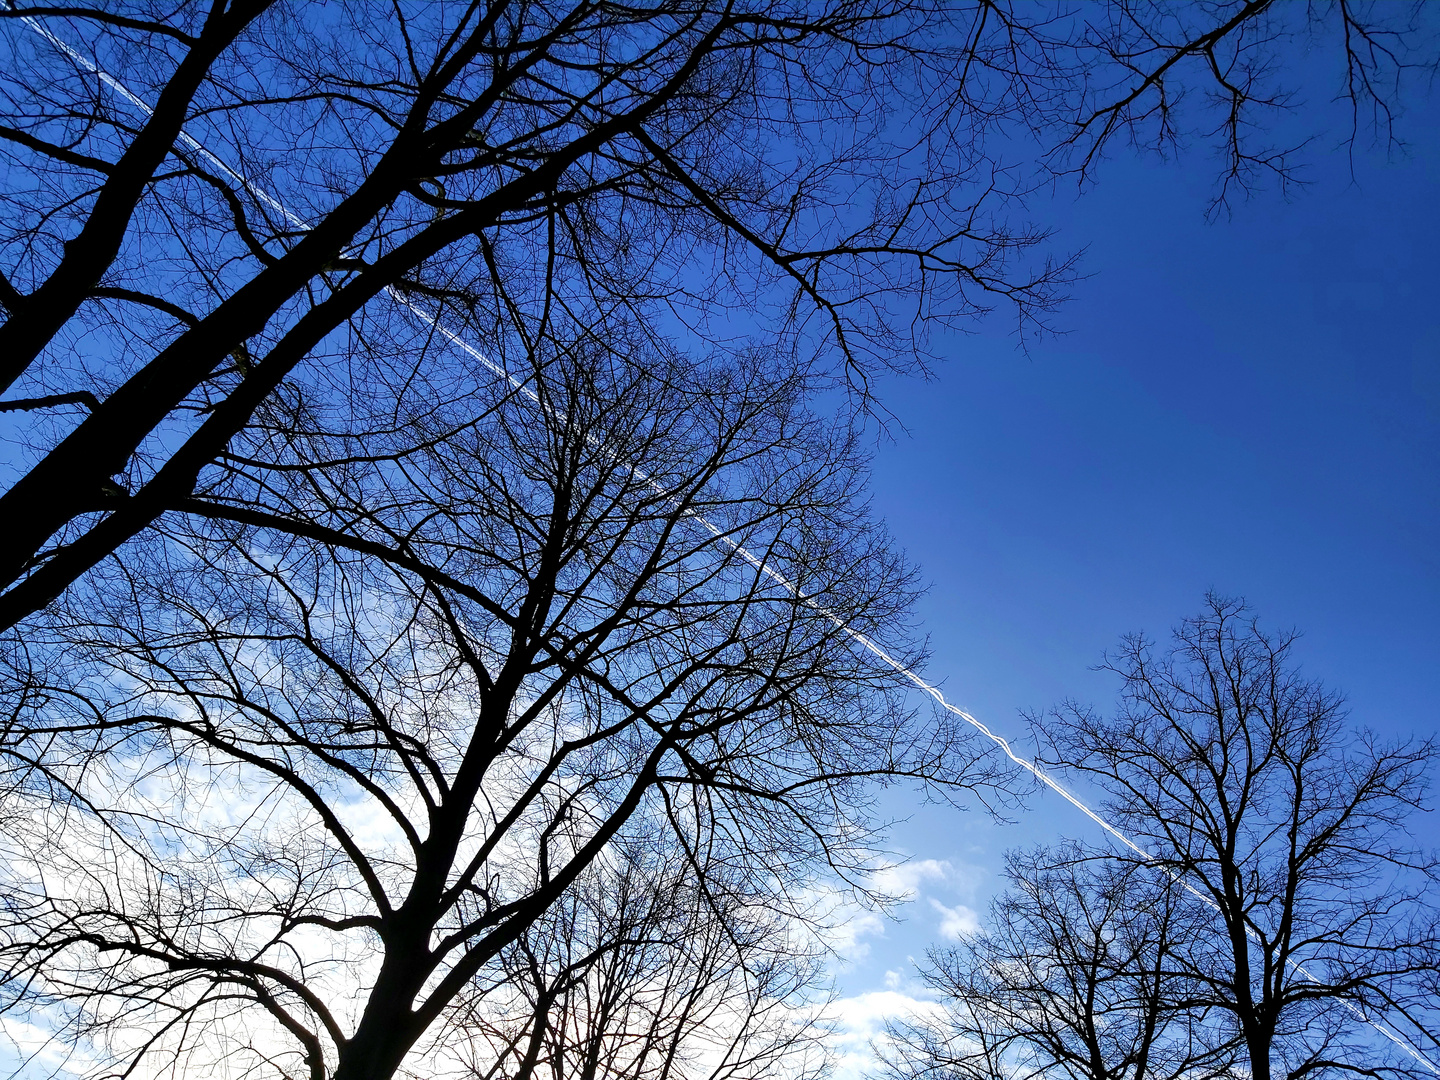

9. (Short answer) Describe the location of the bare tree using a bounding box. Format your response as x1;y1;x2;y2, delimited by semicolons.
0;1;1434;629
456;834;830;1080
1034;595;1440;1080
0;342;1003;1080
0;6;1436;1080
883;844;1231;1080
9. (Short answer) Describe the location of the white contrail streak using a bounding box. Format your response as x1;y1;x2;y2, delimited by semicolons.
15;18;1437;1075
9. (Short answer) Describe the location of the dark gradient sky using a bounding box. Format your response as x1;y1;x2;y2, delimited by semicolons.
830;81;1440;1068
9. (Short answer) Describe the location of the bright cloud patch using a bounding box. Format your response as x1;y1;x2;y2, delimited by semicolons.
826;990;945;1080
929;898;981;940
869;858;954;900
830;907;887;962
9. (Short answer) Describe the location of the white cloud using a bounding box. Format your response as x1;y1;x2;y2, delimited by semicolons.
869;858;953;901
800;878;889;962
930;898;981;940
830;907;886;962
827;990;933;1045
869;856;989;905
827;860;961;963
0;1015;92;1075
825;990;947;1080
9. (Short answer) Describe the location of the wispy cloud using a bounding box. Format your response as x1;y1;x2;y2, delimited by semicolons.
826;990;945;1080
929;898;981;940
869;858;954;900
831;907;887;962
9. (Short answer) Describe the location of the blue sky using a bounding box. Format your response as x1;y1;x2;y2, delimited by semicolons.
1;16;1435;1078
827;79;1440;1075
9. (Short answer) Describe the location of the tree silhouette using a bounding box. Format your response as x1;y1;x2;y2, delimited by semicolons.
0;6;1436;1080
0;1;1433;627
1033;597;1440;1080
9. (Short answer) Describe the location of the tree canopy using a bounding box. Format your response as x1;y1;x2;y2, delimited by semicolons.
1;5;1436;1080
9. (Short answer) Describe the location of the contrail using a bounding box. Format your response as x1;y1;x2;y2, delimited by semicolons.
13;17;1437;1075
